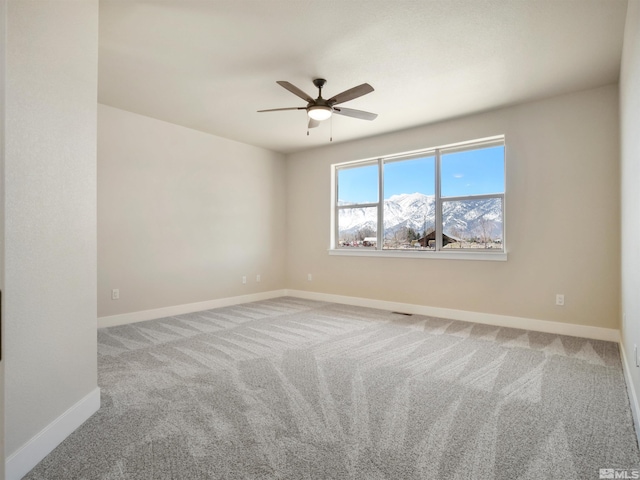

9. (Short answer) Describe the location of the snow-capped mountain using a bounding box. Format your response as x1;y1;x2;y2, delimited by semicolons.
338;192;502;240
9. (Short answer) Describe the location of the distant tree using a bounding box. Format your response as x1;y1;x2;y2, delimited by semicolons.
395;227;410;246
357;227;375;241
449;226;465;248
406;227;418;242
476;216;495;248
391;228;405;248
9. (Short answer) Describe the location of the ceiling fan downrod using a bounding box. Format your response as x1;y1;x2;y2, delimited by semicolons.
312;78;327;98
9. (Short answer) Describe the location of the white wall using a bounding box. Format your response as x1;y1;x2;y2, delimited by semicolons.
286;85;620;331
97;105;286;318
620;0;640;433
4;0;99;476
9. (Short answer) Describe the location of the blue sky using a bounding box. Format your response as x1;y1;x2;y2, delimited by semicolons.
338;146;504;203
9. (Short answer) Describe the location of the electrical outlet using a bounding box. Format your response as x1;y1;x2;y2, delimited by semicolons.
242;276;247;284
256;274;261;282
555;294;564;306
308;273;313;282
111;288;119;300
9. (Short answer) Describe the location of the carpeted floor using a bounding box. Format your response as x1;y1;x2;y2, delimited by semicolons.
25;297;639;479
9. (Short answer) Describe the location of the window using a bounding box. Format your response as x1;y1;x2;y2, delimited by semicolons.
333;136;505;258
336;162;378;248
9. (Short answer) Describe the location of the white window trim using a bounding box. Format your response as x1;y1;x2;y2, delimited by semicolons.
330;135;506;261
328;248;507;261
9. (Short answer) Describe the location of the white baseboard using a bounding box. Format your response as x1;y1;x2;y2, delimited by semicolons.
5;387;101;480
98;289;288;328
284;289;620;342
619;342;640;448
98;287;620;341
98;286;628;396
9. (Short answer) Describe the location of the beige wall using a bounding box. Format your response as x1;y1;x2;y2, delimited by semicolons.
620;0;640;420
0;0;5;477
97;105;286;317
4;0;98;458
286;85;620;329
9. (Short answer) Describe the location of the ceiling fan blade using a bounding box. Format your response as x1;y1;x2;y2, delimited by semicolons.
333;107;378;121
308;118;320;129
276;81;315;103
257;107;306;112
327;83;374;105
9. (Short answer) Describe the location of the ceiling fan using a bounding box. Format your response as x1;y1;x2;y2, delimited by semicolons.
258;78;378;130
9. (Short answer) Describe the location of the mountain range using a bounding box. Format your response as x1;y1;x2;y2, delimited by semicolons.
338;192;503;240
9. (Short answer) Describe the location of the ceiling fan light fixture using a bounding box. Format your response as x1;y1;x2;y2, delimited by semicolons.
307;105;332;121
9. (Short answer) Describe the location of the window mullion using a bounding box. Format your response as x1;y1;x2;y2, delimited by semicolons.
336;202;379;210
435;149;443;251
441;193;502;202
377;158;384;250
334;170;339;248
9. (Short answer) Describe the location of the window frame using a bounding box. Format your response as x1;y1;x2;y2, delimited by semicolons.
334;160;380;249
330;136;506;261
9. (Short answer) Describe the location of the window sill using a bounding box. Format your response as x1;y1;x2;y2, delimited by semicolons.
328;248;507;261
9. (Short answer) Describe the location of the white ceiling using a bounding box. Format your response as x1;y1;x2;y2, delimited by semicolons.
98;0;628;154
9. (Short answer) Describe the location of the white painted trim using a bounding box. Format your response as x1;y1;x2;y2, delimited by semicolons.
619;342;640;448
100;288;620;341
285;289;620;342
98;290;288;328
5;387;100;480
328;249;507;261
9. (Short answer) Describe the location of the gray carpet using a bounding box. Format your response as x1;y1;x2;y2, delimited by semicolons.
25;297;639;479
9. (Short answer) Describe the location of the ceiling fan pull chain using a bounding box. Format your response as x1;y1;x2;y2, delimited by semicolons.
330;115;333;142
